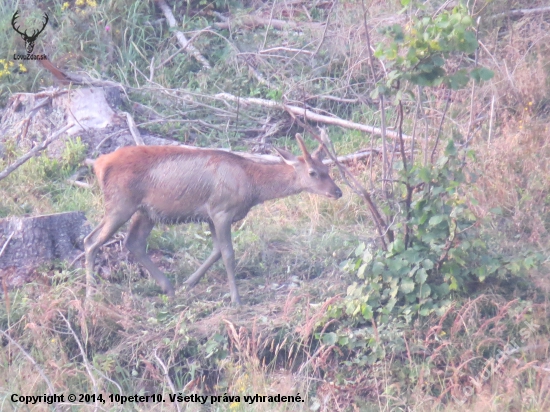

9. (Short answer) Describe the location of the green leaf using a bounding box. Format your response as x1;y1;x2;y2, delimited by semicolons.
418;213;429;225
447;69;470;90
419;307;431;316
386;297;397;312
429;215;445;226
405;292;417;303
419;167;431;183
346;282;358;296
338;336;349;346
436;19;451;29
406;47;417;61
362;304;374;320
432;283;451;297
322;332;338;345
449;276;459;291
363;249;374;264
470;67;494;83
416;268;428;284
400;0;411;5
355;242;365;256
462;15;473;26
387;258;400;272
489;207;503;215
372;261;385;275
461;31;479;53
419;283;431;298
432;55;445;67
357;263;368;279
436;155;449;167
400;278;415;294
391;239;406;254
445;140;457;156
422;259;434;270
475;266;487;282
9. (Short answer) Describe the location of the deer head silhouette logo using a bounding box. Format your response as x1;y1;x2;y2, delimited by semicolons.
11;10;48;54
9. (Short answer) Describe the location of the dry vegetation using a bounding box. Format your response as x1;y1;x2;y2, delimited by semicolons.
1;0;550;411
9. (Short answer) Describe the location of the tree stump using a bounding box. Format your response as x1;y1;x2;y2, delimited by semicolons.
0;212;91;288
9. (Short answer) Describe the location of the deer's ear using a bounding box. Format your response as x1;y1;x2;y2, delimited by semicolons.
312;144;326;161
274;147;299;166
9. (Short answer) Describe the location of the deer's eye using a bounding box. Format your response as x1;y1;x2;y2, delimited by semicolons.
309;170;318;178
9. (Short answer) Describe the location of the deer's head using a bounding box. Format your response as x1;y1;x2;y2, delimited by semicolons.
275;134;343;200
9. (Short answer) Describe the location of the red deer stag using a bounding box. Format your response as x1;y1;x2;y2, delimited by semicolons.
84;134;342;305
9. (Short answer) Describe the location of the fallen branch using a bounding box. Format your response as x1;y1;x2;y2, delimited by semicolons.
213;15;308;31
326;149;379;164
154;0;211;70
0;123;73;182
215;93;413;140
259;47;313;55
488;6;550;20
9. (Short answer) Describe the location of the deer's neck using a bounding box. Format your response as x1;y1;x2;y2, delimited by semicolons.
247;162;301;204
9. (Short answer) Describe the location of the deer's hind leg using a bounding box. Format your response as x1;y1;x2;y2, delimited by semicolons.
125;210;175;296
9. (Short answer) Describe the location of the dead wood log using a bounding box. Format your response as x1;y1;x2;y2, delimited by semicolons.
215;93;413;140
488;6;550;20
0;212;91;288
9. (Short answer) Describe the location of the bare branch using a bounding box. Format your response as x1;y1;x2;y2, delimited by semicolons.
215;93;413;140
488;6;550;20
213;15;310;31
314;0;337;55
154;0;211;69
259;47;313;55
122;112;145;145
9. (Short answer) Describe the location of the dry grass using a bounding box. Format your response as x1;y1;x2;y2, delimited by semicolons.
467;8;550;249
